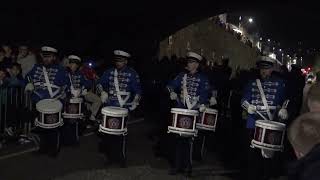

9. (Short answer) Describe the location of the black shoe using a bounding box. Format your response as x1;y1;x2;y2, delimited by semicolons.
168;168;177;175
120;161;127;168
186;170;192;177
48;151;59;158
104;157;113;166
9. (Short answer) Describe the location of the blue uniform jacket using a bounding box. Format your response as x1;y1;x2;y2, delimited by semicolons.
167;71;210;110
97;66;142;108
26;64;70;103
67;70;92;95
241;75;286;129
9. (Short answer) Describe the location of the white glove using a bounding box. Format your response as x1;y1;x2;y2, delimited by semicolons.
170;92;178;100
100;91;108;103
129;95;140;111
81;89;88;96
209;96;217;106
278;108;288;120
129;103;138;111
25;83;34;92
247;104;256;114
71;88;81;98
199;104;206;112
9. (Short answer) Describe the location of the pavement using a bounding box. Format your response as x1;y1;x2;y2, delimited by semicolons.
0;119;287;180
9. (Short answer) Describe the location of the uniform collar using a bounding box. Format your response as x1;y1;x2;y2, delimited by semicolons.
115;66;128;72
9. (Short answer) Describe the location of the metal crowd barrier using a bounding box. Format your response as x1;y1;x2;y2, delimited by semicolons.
0;87;33;137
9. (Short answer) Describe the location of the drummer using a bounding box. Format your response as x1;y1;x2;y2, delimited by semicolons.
62;55;92;145
96;50;141;167
167;51;210;176
25;46;69;157
241;56;289;180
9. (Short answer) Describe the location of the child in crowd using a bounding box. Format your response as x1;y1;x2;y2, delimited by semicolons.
5;63;30;144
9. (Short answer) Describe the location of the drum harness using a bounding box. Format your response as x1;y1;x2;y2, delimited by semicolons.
114;69;131;108
256;79;273;121
256;79;280;158
68;73;85;97
41;66;61;99
182;74;199;110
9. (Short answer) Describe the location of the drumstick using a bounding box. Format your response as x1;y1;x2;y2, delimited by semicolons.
255;110;269;121
242;102;268;120
282;100;290;109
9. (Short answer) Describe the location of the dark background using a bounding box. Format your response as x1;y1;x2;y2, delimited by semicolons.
0;1;318;61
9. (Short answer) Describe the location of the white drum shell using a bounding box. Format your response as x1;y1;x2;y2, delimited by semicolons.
196;108;218;132
255;120;286;131
251;120;286;151
99;106;129;135
35;99;63;129
168;108;198;137
62;98;84;119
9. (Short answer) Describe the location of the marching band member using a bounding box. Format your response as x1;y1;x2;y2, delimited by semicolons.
167;51;210;176
62;55;92;145
25;46;69;157
96;50;142;167
241;56;288;180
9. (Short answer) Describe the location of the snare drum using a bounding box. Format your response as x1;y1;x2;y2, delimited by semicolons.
99;106;128;135
196;108;218;131
168;108;198;137
35;99;63;129
251;120;286;151
62;97;83;119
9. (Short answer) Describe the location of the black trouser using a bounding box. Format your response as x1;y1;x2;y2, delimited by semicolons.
100;133;127;165
170;135;193;172
61;119;79;146
37;127;60;156
193;130;211;161
243;129;282;180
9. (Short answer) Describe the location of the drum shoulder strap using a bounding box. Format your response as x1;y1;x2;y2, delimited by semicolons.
256;79;272;120
43;66;54;98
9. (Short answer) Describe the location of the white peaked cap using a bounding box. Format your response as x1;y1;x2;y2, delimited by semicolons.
41;46;58;53
114;50;131;58
68;55;81;62
259;56;276;63
186;51;202;61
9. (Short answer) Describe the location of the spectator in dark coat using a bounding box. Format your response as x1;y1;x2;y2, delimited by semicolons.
288;112;320;180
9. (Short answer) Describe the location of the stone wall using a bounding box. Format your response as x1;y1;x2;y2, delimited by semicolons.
159;18;260;75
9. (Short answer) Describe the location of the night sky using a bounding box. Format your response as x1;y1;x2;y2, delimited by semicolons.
0;2;319;59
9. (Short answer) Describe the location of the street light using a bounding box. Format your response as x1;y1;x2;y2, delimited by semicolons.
268;39;271;42
248;18;253;23
279;49;282;52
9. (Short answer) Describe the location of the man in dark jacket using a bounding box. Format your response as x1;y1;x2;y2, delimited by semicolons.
288;112;320;180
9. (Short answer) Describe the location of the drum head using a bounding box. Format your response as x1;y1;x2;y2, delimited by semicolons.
171;108;198;116
70;98;83;103
204;108;218;114
255;120;286;130
102;106;128;116
36;99;63;113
